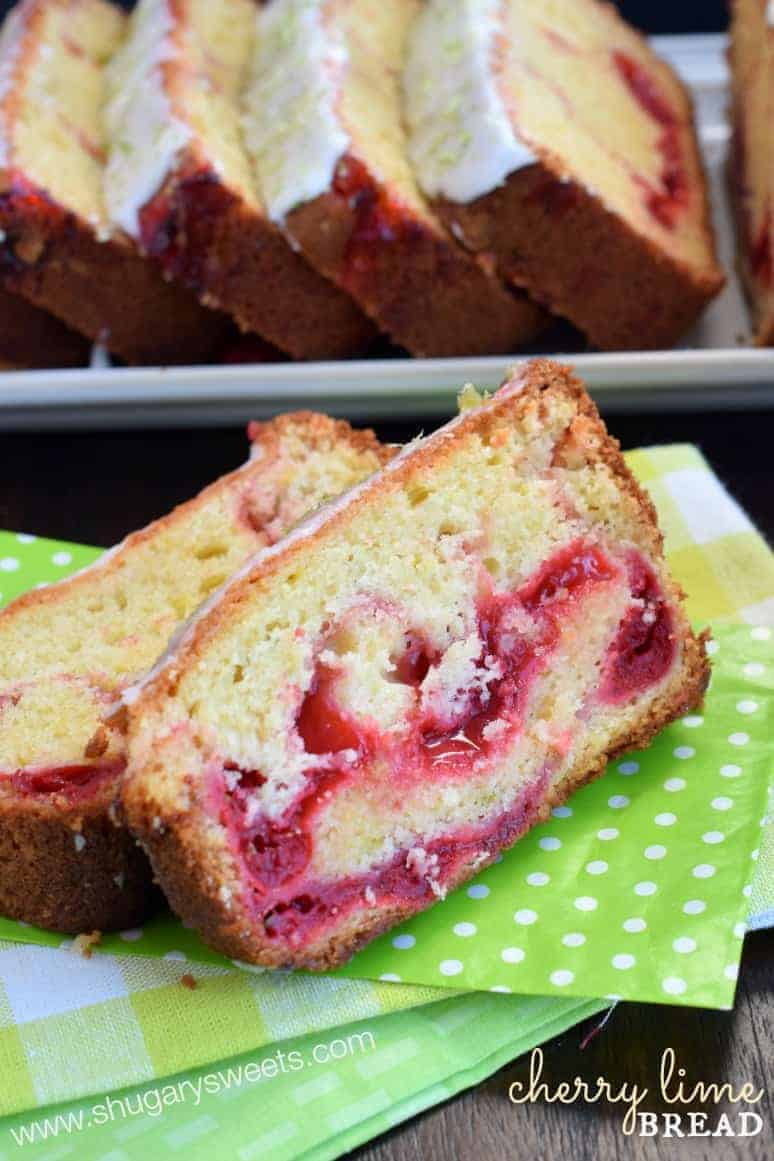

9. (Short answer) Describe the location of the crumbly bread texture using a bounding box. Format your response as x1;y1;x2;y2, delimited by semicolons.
0;285;89;367
123;359;709;971
243;0;546;357
729;0;774;346
405;0;724;351
0;413;390;933
0;0;228;364
104;0;376;361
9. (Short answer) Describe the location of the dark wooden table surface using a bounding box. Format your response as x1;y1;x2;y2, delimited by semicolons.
0;403;772;1160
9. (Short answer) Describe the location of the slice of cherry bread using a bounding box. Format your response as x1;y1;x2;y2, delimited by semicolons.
241;0;546;358
0;414;390;934
123;359;709;971
0;0;228;364
729;0;773;346
0;285;89;367
104;0;375;361
405;0;725;351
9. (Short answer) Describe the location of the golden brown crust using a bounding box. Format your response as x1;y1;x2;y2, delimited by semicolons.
0;412;389;934
284;157;547;357
434;160;724;351
0;284;89;368
137;148;377;361
430;39;724;351
0;780;158;933
248;408;393;466
123;359;710;969
0;184;232;364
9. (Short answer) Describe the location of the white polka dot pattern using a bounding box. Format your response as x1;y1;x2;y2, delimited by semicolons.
539;837;561;851
683;900;706;915
562;933;586;947
453;923;476;938
550;970;574;987
623;918;646;933
438;960;463;977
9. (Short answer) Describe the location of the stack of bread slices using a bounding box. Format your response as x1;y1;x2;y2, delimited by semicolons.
0;0;731;366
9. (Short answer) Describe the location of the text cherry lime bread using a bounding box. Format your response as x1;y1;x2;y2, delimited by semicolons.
122;360;709;971
0;415;390;933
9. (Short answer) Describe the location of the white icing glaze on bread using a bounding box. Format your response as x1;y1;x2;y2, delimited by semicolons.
243;0;349;221
405;0;537;202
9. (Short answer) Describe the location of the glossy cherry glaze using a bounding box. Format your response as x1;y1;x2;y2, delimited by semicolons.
9;759;125;801
601;551;674;703
138;164;234;292
0;171;65;273
332;155;424;293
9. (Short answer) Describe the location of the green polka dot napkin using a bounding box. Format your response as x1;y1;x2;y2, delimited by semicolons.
0;443;771;1130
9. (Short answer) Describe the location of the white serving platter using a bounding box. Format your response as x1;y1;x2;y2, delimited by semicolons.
1;33;772;431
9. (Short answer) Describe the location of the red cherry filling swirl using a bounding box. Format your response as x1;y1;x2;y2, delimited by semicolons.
216;541;675;941
612;52;690;230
